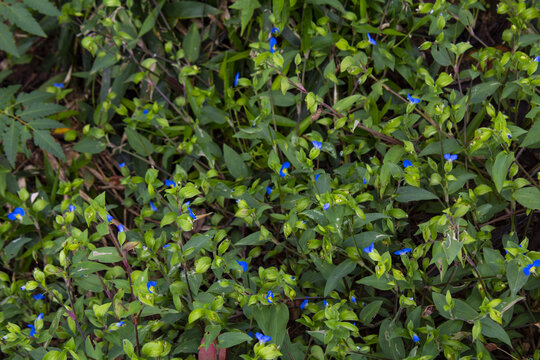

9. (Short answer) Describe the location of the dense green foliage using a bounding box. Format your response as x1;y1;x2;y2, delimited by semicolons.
1;0;540;359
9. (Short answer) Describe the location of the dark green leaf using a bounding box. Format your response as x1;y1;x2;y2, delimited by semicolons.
162;1;220;19
512;187;540;210
88;247;123;263
506;259;529;296
18;103;65;120
223;144;249;179
491;152;513;193
22;0;61;16
521;119;540;148
359;300;382;324
125;127;154;157
4;119;20;167
29;119;64;130
33;130;66;160
230;0;260;35
73;138;107;154
480;318;512;346
3;237;32;262
379;319;405;360
395;186;439;202
469;82;501;104
218;332;253;348
324;260;356;296
139;9;157;37
0;3;46;37
183;23;200;63
0;22;19;56
253;303;289;347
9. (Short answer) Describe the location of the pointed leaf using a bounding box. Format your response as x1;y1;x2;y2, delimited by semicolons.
513;187;540;210
183;23;200;63
0;3;46;37
3;119;20;167
22;0;61;16
125;127;154;157
18;103;65;120
491;152;513;193
0;22;19;56
223;144;249;179
324;259;356;296
33;130;65;160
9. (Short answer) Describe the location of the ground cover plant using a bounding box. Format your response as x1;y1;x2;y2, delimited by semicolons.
1;0;540;359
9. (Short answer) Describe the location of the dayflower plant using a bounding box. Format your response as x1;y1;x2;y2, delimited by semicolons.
279;162;290;177
407;94;421;104
164;179;176;187
255;332;272;343
266;290;273;303
7;207;25;221
523;260;540;276
269;37;277;53
28;324;36;337
147;281;157;293
312;140;322;149
363;242;374;253
367;33;376;45
444;153;458;162
270;27;279;34
395;248;412;255
237;260;248;272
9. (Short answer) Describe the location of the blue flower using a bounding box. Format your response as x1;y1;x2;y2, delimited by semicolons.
323;300;328;307
116;321;125;327
37;313;44;321
234;72;240;87
507;134;512;140
315;174;321;181
363;242;374;253
300;299;308;310
118;224;125;232
150;201;157;212
266;186;272;195
534;55;540;62
279;162;290;177
119;162;126;168
413;334;420;342
164;244;170;249
28;324;36;337
269;37;277;53
248;331;253;338
394;248;412;255
363;178;367;185
407;94;421;104
143;109;149;115
20;285;26;291
186;201;197;220
106;215;113;223
403;160;413;168
8;207;25;221
271;27;279;34
255;332;272;343
237;260;248;272
68;205;76;212
367;33;376;46
147;280;157;293
523;260;540;276
53;83;65;89
33;294;45;300
312;140;322;149
444;153;458;162
164;179;176;187
351;296;357;303
323;203;330;211
266;290;274;303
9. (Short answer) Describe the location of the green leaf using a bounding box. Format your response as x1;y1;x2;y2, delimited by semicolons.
141;341;165;357
90;53;117;74
0;22;19;56
395;186;439;202
521;119;540;148
162;1;220;19
4;119;20;167
22;0;61;16
72;138;107;154
491;152;513;193
139;9;157;37
357;274;394;290
218;332;253;348
512;187;540;210
252;303;289;347
183;23;201;63
125;127;154;157
29;119;64;129
33;130;66;160
469;82;501;104
2;237;32;262
436;72;454;88
480;318;512;346
379;319;405;360
70;261;111;276
18;103;64;120
506;259;529;296
308;0;346;13
88;247;123;263
0;3;46;37
223;144;249;179
359;300;383;324
324;259;356;296
432;292;478;320
230;0;260;35
334;94;362;113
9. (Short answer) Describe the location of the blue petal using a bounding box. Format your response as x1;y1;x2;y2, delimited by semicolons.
266;186;272;195
351;296;357;303
279;162;291;177
150;201;157;211
106;215;113;222
535;55;540;62
323;300;328;307
68;205;76;212
147;281;157;293
394;248;412;255
523;265;532;276
403;160;413;168
119;162;126;168
33;294;45;300
53;83;65;88
407;94;421;104
234;72;240;87
37;313;44;320
269;37;277;53
312;140;322;149
266;290;274;303
315;174;321;181
413;334;420;342
323;203;330;211
237;260;248;272
143;109;149;115
300;299;308;310
367;33;376;45
363;242;374;253
118;224;125;232
271;27;279;34
164;179;176;187
533;260;540;267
